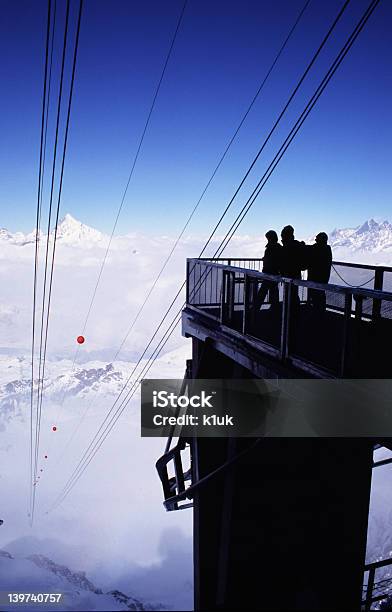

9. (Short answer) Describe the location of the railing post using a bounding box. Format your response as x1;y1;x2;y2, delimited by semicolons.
221;271;234;325
243;274;250;335
364;567;375;611
220;271;227;324
280;281;291;361
252;276;258;306
340;292;352;377
192;260;199;306
186;259;190;305
372;267;384;320
227;272;235;324
174;451;185;494
354;294;363;320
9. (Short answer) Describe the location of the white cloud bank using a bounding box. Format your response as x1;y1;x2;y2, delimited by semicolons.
1;214;392;609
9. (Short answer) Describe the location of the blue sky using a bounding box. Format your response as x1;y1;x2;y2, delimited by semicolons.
0;0;391;237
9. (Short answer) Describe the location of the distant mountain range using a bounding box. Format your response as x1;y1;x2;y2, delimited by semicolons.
0;344;189;419
0;214;105;246
0;550;162;611
1;214;392;253
0;361;124;420
329;218;392;252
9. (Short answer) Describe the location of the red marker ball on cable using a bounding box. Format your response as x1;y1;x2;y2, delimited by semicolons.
77;335;85;344
52;426;57;432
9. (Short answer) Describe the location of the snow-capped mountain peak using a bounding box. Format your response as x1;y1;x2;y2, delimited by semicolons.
53;214;105;244
357;218;378;234
330;218;392;252
0;214;106;246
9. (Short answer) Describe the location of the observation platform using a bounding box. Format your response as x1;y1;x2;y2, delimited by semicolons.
157;257;392;610
182;258;392;379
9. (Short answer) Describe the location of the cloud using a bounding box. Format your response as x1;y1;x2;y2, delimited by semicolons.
1;216;391;608
106;528;193;610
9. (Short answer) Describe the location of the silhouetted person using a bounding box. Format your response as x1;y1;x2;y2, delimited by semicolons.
307;232;332;311
280;225;306;279
255;230;282;309
280;225;306;306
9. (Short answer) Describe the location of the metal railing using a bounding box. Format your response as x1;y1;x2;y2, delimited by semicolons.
362;557;392;610
156;259;392;603
197;258;392;294
185;258;392;377
156;438;193;511
155;361;194;512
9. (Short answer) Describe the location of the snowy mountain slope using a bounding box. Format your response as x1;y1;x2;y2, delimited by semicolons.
1;213;391;612
0;550;161;611
0;343;190;422
2;214;392;254
0;215;104;247
329;218;392;253
53;214;105;245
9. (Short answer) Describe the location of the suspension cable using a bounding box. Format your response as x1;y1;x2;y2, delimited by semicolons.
213;2;380;260
112;0;312;361
32;0;72;523
35;0;85;478
53;1;188;444
30;0;52;523
38;0;58;236
48;0;381;511
31;0;84;523
54;0;312;463
69;0;381;492
66;0;188;378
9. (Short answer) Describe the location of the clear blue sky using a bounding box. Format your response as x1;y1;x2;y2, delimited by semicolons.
0;0;391;237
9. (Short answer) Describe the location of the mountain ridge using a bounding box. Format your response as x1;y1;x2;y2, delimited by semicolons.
0;344;190;419
329;218;392;252
0;550;162;611
2;215;392;253
0;214;105;246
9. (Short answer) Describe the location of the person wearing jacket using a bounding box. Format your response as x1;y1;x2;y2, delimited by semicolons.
307;232;332;310
255;230;282;309
280;225;306;279
280;225;307;307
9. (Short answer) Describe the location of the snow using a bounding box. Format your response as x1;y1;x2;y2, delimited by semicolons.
0;215;197;609
3;214;392;260
329;218;392;255
0;344;191;423
0;551;158;611
1;214;392;609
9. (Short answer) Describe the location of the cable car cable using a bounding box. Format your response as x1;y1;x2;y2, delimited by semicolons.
49;0;381;510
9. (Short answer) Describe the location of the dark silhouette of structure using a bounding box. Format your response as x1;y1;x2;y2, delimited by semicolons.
157;257;392;610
